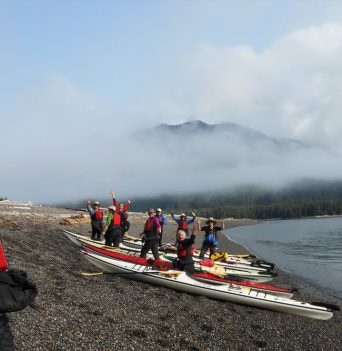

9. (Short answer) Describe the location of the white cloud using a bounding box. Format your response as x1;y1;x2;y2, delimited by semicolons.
151;22;342;148
3;23;342;203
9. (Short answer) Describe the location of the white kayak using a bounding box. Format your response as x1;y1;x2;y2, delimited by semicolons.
81;250;338;320
77;238;276;282
81;241;294;298
62;230;271;273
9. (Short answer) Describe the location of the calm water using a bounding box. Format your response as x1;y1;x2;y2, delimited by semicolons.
224;217;342;298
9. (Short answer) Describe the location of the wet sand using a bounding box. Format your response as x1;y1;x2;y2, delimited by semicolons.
0;205;341;350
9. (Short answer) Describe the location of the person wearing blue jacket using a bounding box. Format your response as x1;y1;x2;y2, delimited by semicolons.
198;217;225;259
155;208;169;247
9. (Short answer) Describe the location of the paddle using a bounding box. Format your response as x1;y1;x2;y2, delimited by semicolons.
123;234;142;242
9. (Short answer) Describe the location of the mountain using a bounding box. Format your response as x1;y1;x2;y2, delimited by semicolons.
150;120;306;150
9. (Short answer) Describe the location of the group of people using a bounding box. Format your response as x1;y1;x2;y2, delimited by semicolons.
138;208;225;273
87;194;225;275
87;192;130;247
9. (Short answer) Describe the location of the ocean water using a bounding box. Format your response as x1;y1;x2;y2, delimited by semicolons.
224;217;342;298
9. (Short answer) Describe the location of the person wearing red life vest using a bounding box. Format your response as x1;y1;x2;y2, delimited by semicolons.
111;191;131;236
87;200;104;241
171;211;196;243
172;226;197;274
139;209;161;260
0;241;15;351
102;205;123;247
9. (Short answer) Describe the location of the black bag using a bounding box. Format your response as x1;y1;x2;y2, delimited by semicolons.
0;269;38;313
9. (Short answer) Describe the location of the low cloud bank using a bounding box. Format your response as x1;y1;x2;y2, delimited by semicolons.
2;23;342;202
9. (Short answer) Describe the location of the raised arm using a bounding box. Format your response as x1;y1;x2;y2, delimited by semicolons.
111;191;118;208
123;199;131;211
187;212;196;224
87;199;94;215
220;218;225;230
197;219;202;231
171;213;180;223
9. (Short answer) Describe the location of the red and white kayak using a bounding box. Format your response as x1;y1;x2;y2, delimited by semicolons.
81;242;294;297
62;229;272;273
81;250;338;320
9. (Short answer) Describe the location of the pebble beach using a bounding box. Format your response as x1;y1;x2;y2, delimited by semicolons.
1;204;341;351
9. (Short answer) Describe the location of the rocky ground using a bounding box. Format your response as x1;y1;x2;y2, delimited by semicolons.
0;204;341;351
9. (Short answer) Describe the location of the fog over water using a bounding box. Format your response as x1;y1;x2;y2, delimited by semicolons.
2;22;342;203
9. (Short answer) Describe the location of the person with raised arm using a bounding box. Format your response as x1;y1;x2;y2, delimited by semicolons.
139;209;161;260
198;217;225;259
111;191;131;236
172;226;197;274
87;200;104;241
171;211;196;243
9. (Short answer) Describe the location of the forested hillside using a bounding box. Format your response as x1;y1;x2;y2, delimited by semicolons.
130;180;342;219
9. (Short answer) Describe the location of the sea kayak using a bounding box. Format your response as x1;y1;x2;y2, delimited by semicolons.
77;239;276;283
62;230;272;273
80;242;293;297
81;250;338;320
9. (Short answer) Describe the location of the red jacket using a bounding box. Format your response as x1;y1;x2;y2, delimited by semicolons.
112;198;130;213
0;242;8;271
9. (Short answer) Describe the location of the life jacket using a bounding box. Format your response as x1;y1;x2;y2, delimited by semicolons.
177;241;194;258
0;243;8;271
199;259;215;267
144;218;159;240
177;220;188;231
144;218;155;233
205;227;218;245
92;209;103;221
109;213;122;228
118;211;128;227
210;252;228;261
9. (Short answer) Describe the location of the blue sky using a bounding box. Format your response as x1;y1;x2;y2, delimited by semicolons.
2;1;341;109
2;1;342;202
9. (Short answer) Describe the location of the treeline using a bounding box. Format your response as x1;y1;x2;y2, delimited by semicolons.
63;179;342;220
130;180;342;219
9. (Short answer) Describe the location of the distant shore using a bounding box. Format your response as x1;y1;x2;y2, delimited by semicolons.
1;205;341;351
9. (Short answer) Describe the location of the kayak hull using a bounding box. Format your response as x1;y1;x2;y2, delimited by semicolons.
82;251;335;320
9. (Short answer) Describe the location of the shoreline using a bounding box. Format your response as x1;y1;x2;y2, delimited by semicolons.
1;206;341;350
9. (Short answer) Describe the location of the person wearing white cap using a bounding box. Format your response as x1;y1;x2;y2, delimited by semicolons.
86;199;104;240
171;211;196;243
155;208;169;247
102;205;123;247
198;217;225;259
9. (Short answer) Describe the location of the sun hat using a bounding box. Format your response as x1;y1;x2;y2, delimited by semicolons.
148;208;155;213
156;208;162;212
108;205;116;211
94;201;100;206
180;213;186;217
205;217;217;225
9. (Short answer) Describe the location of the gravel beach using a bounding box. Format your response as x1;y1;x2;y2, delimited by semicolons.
1;204;341;351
